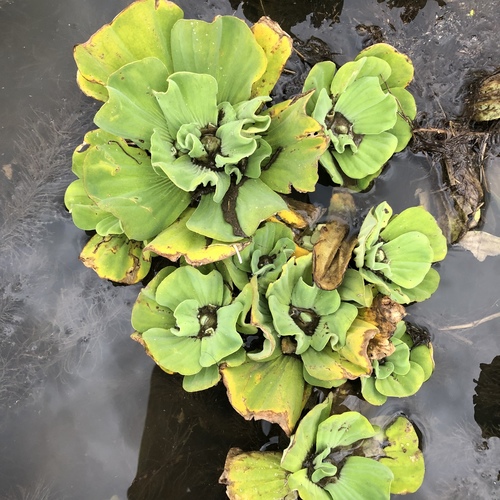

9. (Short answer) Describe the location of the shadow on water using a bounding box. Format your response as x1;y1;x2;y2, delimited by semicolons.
0;0;499;498
128;367;266;500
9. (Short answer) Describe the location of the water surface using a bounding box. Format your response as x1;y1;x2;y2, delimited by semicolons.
1;0;499;498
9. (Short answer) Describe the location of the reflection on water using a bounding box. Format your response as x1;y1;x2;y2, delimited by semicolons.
0;0;499;498
229;0;344;30
377;0;446;23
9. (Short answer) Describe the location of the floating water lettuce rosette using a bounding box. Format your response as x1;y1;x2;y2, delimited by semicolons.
222;253;374;435
131;265;252;392
303;43;416;190
361;321;435;405
353;202;448;304
220;394;425;499
65;0;328;282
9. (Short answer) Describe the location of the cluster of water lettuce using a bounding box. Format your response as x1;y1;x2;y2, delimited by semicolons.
132;209;443;428
63;1;449;498
64;0;328;284
220;394;425;499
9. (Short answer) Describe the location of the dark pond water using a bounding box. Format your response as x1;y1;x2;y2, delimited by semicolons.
0;0;499;498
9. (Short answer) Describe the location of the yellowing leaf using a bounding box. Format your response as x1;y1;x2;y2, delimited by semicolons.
74;0;184;101
80;233;150;284
220;448;295;500
379;417;425;494
145;208;250;265
221;356;309;436
251;17;293;98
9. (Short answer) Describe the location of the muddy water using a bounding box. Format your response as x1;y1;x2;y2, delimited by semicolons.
0;0;499;498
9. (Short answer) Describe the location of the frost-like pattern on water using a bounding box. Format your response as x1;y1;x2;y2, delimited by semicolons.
0;102;138;410
0;102;93;261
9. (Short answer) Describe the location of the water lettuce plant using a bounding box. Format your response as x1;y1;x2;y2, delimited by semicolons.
264;254;376;386
354;202;447;304
131;265;251;392
361;321;435;405
220;394;425;499
303;43;416;190
65;0;328;282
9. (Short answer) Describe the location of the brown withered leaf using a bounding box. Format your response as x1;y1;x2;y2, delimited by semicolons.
472;69;500;122
313;221;357;290
358;295;406;361
413;98;496;243
458;230;500;261
313;189;358;290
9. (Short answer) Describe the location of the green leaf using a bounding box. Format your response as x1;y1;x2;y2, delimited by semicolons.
220;449;294;500
182;365;221;392
380;206;448;262
64;179;110;231
302;61;336;115
375;361;425;397
248;278;281;361
334;77;398;134
324;456;393;500
411;344;435;381
155;266;228;311
79;233;150;284
398;267;441;303
315;411;376;451
221;355;308;436
72;129;123;177
387;87;416;152
330;58;391;99
355;43;414;89
155;71;219;138
379;417;425;494
199;303;244;367
131;267;176;333
187;179;287;242
95;214;123;236
337;269;374;307
94;57;171;149
141;327;203;375
171;16;267;104
261;93;328;193
281;395;333;472
360;376;388;406
332;131;398;179
82;136;191;241
74;0;183;101
379;231;433;288
287;469;330;500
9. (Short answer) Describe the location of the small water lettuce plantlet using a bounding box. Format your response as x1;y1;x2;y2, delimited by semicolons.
303;43;416;190
353;201;448;304
361;321;435;405
217;220;297;292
